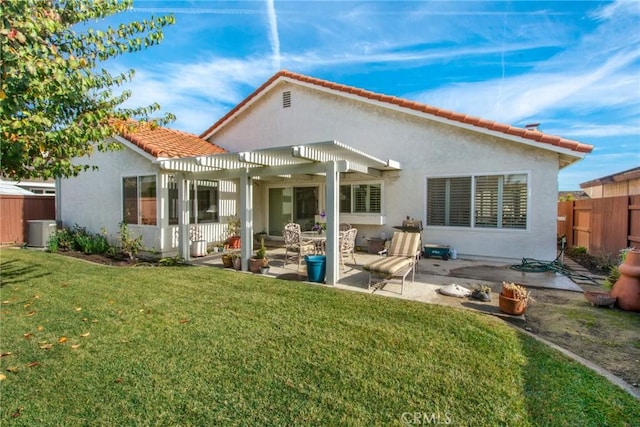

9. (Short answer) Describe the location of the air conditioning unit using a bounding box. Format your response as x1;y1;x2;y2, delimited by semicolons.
28;220;57;247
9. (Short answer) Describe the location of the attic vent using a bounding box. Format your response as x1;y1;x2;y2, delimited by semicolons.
282;91;291;108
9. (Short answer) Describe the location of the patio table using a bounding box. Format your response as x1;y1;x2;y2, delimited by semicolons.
301;231;327;254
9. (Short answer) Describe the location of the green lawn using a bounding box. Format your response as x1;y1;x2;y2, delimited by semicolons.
1;249;638;426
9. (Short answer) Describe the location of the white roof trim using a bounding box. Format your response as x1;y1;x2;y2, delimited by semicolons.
157;140;400;177
202;75;585;168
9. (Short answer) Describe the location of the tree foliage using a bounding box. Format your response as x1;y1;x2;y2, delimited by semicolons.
0;0;175;180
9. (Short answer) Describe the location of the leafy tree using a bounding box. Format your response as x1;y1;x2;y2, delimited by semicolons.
0;0;175;180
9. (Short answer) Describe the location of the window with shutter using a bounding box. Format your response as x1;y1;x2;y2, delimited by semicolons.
340;183;382;214
427;174;527;229
427;177;471;226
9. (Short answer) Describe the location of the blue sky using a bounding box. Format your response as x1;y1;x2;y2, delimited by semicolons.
102;0;639;190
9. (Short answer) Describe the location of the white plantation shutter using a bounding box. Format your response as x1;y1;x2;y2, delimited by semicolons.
428;174;527;229
427;177;471;226
342;184;381;213
502;174;527;229
475;175;499;228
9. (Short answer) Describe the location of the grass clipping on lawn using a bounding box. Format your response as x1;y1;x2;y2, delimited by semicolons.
1;249;638;425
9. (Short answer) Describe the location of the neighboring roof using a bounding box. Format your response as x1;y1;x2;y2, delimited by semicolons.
200;70;593;156
0;180;35;195
558;190;589;200
120;125;226;159
580;166;640;188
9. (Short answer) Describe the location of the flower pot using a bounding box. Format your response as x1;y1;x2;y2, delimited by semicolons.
190;240;207;257
232;256;241;270
221;254;233;268
498;293;527;315
249;258;262;273
610;248;640;312
227;236;241;249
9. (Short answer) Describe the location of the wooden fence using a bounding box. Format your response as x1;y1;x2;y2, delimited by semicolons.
0;195;56;245
557;194;640;255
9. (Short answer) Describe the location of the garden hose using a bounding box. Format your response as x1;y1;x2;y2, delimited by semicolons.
509;251;599;284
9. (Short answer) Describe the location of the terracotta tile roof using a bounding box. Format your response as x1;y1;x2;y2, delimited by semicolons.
200;70;593;154
120;125;226;158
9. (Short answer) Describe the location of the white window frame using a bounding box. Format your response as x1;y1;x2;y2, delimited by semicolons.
425;172;530;230
339;181;384;215
122;174;158;226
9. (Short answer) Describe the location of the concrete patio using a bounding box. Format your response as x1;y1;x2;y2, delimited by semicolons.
191;246;586;319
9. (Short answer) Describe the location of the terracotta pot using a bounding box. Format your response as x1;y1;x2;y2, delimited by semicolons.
610;248;640;312
249;257;265;273
498;293;527;315
227;236;241;249
501;287;515;299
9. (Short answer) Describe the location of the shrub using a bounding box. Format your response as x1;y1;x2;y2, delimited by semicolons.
118;222;144;261
47;228;74;253
47;225;111;255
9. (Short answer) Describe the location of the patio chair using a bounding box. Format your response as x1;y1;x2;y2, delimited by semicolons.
363;231;421;294
283;223;316;271
338;227;358;269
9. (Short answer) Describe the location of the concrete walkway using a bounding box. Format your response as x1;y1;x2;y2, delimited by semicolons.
192;248;586;318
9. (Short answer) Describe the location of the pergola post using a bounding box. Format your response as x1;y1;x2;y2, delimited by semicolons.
325;161;340;285
177;173;191;261
239;170;253;271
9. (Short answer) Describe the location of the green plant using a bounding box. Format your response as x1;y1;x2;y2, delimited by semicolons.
158;255;186;266
604;248;630;289
255;237;267;260
226;214;241;238
47;228;73;253
118;222;144;261
47;225;111;255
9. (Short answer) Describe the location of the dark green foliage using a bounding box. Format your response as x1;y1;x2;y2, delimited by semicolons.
47;224;111;255
1;0;175;180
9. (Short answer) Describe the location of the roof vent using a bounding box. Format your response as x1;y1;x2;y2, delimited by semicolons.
282;91;291;108
525;122;540;131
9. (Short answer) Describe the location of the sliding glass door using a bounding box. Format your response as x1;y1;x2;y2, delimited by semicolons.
268;186;319;235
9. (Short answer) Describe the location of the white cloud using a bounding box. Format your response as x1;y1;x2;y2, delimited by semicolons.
265;0;281;70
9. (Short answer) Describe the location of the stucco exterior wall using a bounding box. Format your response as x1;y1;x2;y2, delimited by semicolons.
59;146;160;250
59;146;229;256
208;82;561;260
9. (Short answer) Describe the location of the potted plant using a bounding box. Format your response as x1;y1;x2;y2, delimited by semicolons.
498;282;531;315
221;252;234;268
232;252;241;270
470;284;492;302
226;214;241;249
250;237;269;273
189;225;207;257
